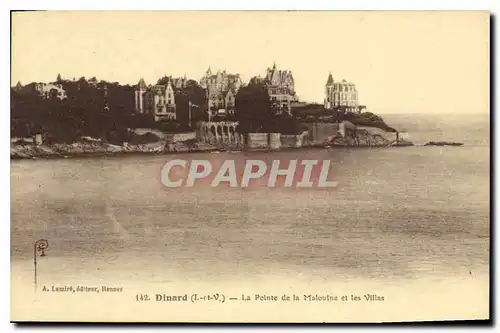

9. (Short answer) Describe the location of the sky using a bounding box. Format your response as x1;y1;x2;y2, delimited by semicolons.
11;11;489;114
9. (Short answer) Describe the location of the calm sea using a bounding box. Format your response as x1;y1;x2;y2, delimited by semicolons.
10;113;490;321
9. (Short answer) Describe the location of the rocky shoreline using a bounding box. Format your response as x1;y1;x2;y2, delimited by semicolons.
326;131;414;147
10;141;217;160
11;136;417;160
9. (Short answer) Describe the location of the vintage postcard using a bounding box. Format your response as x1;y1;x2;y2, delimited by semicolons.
10;11;490;323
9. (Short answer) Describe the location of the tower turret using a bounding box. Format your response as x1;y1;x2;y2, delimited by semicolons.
138;78;147;90
135;78;147;113
325;73;335;109
326;73;334;86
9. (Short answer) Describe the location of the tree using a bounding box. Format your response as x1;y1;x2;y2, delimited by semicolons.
174;80;207;128
263;113;307;135
107;83;135;116
157;76;170;85
11;88;42;137
234;81;272;134
56;73;62;82
48;88;59;100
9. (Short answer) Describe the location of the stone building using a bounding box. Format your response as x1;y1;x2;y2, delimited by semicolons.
15;82;67;100
197;121;241;147
324;73;359;113
171;75;188;89
253;63;297;115
134;78;177;121
200;67;242;115
196;121;310;150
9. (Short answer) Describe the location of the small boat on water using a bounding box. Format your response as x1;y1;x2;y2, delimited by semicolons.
424;141;464;147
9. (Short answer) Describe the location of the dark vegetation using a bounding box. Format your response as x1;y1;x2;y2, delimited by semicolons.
293;103;397;132
11;76;206;144
234;80;307;135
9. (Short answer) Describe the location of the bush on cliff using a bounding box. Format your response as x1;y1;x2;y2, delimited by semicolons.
262;114;308;135
294;104;396;132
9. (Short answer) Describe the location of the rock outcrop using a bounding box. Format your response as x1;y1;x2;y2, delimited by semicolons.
327;130;413;147
424;141;463;147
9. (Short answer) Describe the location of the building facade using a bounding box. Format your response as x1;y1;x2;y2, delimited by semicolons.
324;73;359;113
197;121;241;147
134;78;177;121
171;75;188;89
253;63;297;115
200;67;242;115
16;82;67;100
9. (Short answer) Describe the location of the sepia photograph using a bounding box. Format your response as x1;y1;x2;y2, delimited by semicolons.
10;10;490;323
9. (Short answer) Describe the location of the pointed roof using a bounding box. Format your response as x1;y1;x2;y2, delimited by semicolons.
271;68;281;84
206;66;212;76
138;78;147;88
326;73;334;85
224;89;235;97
